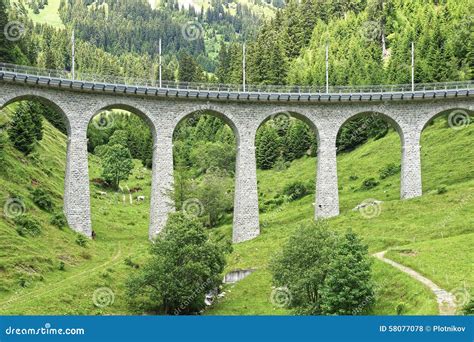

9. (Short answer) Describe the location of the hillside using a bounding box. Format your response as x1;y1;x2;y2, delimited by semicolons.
0;107;472;315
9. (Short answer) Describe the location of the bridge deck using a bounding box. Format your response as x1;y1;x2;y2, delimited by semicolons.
0;64;472;102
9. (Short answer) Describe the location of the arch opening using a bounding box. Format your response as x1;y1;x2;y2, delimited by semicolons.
254;111;318;225
172;109;238;230
1;94;71;136
420;107;474;193
0;96;70;237
336;111;403;212
87;105;155;240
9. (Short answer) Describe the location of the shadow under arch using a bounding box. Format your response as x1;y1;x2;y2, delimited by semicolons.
1;94;72;136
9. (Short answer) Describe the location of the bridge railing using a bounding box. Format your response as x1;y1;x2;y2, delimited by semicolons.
1;63;472;94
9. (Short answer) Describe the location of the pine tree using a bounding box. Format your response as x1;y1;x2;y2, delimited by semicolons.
283;121;312;162
28;102;44;141
8;103;38;155
256;125;281;169
320;230;375;315
0;0;15;63
215;42;229;83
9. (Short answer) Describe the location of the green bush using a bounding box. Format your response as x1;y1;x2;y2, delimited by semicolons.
283;181;308;201
461;298;474;315
396;302;406;315
58;261;65;271
124;256;140;269
30;187;55;212
437;186;448;194
379;163;401;180
360;178;379;190
75;234;88;247
14;215;42;237
349;175;359;181
50;211;67;229
126;213;227;315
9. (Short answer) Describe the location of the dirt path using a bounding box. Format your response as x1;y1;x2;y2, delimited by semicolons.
373;251;457;315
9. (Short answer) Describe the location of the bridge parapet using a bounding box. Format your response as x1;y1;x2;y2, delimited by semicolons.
1;63;472;102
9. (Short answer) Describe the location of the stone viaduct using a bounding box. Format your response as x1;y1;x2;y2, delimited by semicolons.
0;68;472;243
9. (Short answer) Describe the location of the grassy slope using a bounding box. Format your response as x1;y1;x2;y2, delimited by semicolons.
0;109;472;315
12;0;64;28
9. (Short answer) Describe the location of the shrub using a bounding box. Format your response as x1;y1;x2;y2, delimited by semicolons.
437;186;448;194
379;163;401;180
349;175;359;181
360;178;379;190
75;234;88;247
283;181;308;201
396;302;406;315
124;256;139;269
461;298;474;315
58;261;65;271
50;211;67;229
126;213;227;315
273;156;290;171
30;187;55;212
14;215;42;237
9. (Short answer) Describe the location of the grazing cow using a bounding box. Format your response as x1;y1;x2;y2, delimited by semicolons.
137;195;146;203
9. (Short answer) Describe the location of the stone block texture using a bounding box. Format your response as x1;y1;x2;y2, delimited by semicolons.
0;82;472;243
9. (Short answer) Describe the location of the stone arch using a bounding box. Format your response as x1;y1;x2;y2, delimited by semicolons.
172;106;240;145
89;102;158;144
1;93;71;136
256;109;320;144
336;110;405;143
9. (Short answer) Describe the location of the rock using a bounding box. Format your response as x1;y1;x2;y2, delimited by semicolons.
352;199;383;211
